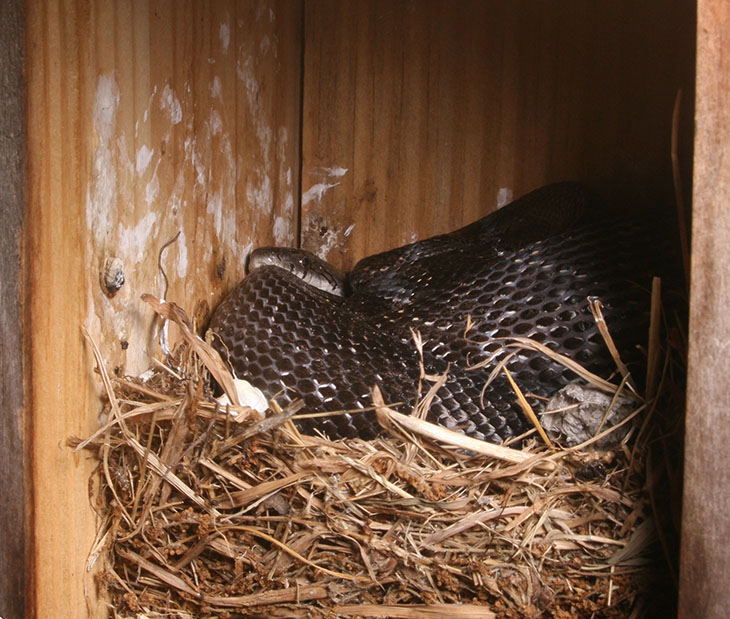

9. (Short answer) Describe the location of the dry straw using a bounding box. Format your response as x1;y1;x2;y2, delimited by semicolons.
72;288;683;618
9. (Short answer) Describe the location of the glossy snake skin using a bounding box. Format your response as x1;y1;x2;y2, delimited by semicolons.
208;183;671;443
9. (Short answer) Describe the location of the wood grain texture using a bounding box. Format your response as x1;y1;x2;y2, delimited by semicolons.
20;0;700;615
301;0;695;271
0;1;25;617
24;1;302;616
680;1;730;616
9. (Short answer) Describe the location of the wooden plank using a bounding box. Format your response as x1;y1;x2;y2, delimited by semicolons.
24;1;302;615
301;0;695;271
680;1;730;616
0;1;26;617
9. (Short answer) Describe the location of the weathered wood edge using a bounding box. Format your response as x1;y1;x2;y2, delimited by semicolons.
0;0;26;618
680;0;730;617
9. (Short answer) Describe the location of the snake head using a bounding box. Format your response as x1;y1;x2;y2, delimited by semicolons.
248;247;346;297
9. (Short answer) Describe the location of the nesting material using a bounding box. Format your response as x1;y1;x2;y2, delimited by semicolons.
541;383;637;449
73;295;680;618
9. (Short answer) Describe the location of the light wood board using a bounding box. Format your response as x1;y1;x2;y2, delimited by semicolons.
680;0;730;616
24;1;302;615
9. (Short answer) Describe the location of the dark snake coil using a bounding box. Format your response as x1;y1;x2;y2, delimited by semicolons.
208;183;673;443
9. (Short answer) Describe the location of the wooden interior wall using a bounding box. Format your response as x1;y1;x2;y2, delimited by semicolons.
301;0;695;271
0;1;25;618
24;1;302;616
16;0;701;616
680;0;730;616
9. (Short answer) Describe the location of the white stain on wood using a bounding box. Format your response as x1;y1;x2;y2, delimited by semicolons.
497;187;513;208
273;216;290;244
160;84;182;125
210;76;223;101
237;57;272;162
207;189;224;237
246;175;273;215
117;212;159;265
302;182;339;205
116;134;135;179
86;75;120;245
145;166;160;207
210;109;223;135
316;165;348;178
219;21;230;53
303;165;348;205
176;228;188;279
135;144;154;174
80;7;299;377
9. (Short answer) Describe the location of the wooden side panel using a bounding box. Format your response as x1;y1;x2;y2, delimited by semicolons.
0;1;25;617
680;1;730;616
24;1;302;616
301;0;695;271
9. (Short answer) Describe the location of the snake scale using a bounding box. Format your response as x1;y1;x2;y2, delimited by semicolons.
208;183;672;443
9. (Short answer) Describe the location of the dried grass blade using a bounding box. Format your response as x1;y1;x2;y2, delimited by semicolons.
374;400;553;469
415;369;449;421
334;604;496;618
216;472;310;509
142;293;244;408
117;547;199;596
423;506;527;545
645;277;663;400
199;457;252;491
223;525;370;583
588;297;635;390
113;376;176;400
503;337;620;393
204;585;329;607
552;533;626;547
338;455;415;499
547;483;631;506
608;518;657;567
72;401;181;452
594;374;633;440
125;434;213;513
81;328;135;526
502;367;553;448
82;327;124;422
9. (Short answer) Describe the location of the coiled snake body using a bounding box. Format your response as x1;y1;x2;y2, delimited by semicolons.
208;183;670;443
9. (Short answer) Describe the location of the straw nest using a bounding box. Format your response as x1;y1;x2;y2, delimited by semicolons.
72;286;685;618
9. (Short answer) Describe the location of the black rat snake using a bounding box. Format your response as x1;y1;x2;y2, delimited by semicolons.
208;183;672;443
